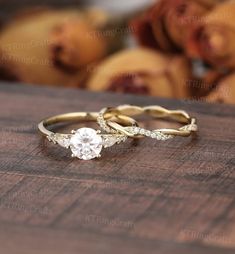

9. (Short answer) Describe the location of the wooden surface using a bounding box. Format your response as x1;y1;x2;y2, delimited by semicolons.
0;82;235;254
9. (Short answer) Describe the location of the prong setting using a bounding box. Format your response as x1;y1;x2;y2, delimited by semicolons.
70;128;103;160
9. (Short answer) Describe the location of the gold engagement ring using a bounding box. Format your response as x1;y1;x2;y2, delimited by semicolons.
38;112;138;160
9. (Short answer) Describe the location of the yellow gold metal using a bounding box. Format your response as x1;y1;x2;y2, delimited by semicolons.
38;112;138;137
38;105;198;161
98;105;198;140
38;111;139;160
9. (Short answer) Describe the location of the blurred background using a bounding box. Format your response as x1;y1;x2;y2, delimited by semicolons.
0;0;234;104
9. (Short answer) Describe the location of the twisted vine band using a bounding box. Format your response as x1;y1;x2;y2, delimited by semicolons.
98;105;198;141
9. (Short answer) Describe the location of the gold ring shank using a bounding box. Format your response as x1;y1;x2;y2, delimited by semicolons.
111;105;191;123
38;112;138;136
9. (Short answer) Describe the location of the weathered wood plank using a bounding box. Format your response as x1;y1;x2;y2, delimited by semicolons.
0;82;234;254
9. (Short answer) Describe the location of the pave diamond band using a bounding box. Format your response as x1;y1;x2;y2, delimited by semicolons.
38;112;135;160
124;127;174;141
98;105;198;140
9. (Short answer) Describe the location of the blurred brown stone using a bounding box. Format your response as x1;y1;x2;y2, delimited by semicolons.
50;19;107;72
86;48;192;99
206;73;235;104
187;1;235;70
0;8;109;87
130;0;213;53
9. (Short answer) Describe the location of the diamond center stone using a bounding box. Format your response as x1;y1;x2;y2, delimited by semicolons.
70;128;103;160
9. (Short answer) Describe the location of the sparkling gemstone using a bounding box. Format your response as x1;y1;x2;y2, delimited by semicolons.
102;136;117;148
151;132;157;139
57;136;70;148
132;127;139;134
140;129;145;135
145;131;151;137
70;128;103;160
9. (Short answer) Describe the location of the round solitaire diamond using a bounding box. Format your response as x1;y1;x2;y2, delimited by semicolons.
70;128;103;160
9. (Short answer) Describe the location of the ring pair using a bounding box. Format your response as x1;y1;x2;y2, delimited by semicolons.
38;105;198;160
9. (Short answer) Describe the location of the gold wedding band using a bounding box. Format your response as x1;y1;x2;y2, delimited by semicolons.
98;105;198;140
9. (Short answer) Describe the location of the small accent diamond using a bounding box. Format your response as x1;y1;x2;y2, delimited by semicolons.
140;129;145;135
102;135;127;148
57;137;70;148
48;134;71;148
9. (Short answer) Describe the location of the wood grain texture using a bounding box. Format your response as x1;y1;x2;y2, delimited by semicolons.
0;82;235;254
